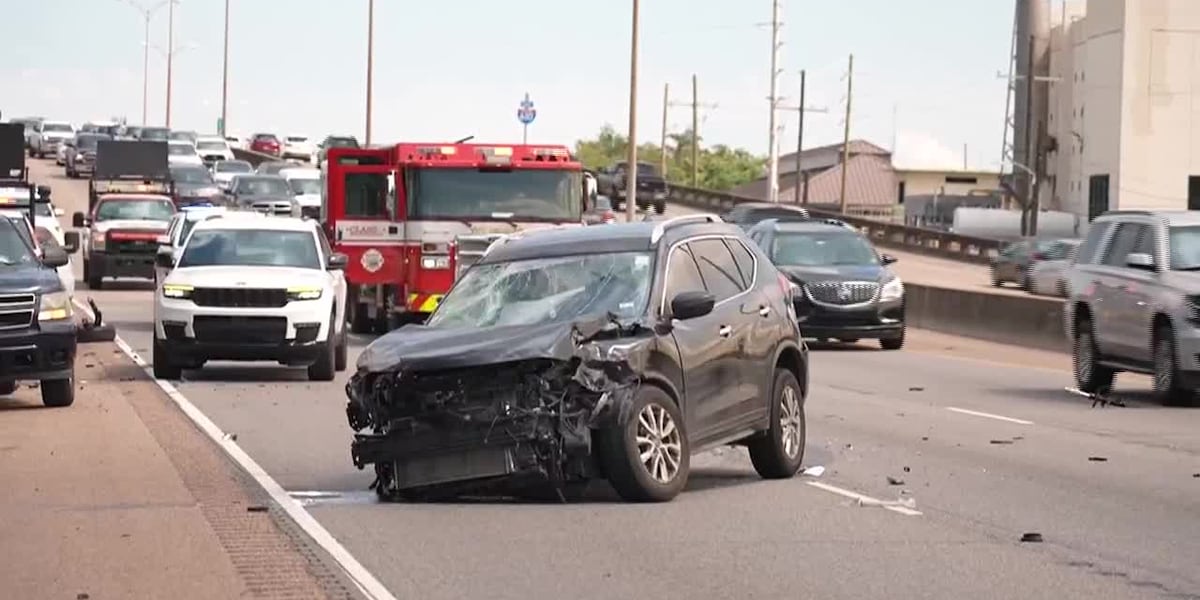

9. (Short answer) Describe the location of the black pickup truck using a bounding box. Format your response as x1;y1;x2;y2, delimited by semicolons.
595;161;668;214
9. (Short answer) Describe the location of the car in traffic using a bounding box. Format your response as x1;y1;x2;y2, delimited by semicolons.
169;130;198;145
28;120;75;158
63;133;110;179
249;133;282;156
74;193;176;289
153;205;241;285
280;168;322;219
254;161;296;176
169;164;224;207
167;140;204;167
194;136;234;165
1065;210;1200;406
314;135;359;165
722;202;812;231
152;217;348;381
582;194;616;225
211;159;254;186
223;174;297;215
989;239;1063;290
0;207;79;299
747;219;905;349
282;135;314;162
595;161;669;214
0;215;77;407
345;215;809;503
138;127;171;142
1028;238;1082;297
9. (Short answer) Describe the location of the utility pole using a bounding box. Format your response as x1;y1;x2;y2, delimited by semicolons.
142;10;151;126
777;71;827;204
1022;34;1035;236
691;74;699;187
659;83;669;176
165;0;175;128
766;0;783;203
838;53;854;215
220;0;229;136
624;0;640;222
365;0;375;146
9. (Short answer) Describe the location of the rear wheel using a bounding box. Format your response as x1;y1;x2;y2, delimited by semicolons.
748;369;806;479
348;301;371;334
1073;316;1115;394
598;386;689;502
1153;325;1197;406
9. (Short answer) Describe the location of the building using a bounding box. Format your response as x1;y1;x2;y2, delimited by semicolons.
731;139;1002;223
1046;0;1200;218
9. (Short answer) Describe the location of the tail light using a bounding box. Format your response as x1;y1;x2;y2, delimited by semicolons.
602;209;615;224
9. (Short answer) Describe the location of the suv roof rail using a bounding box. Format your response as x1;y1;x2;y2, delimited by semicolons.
650;214;724;243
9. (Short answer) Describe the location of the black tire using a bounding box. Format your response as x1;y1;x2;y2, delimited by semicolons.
748;369;806;479
1019;269;1031;290
654;201;666;215
86;260;103;290
334;323;348;372
307;319;337;381
1152;325;1197;406
837;338;860;344
1073;316;1115;394
152;338;182;380
989;267;1002;287
41;377;74;407
597;386;689;502
0;381;16;396
348;302;371;334
880;327;906;350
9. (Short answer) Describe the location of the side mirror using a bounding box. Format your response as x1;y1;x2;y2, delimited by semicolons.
63;231;80;254
327;253;349;270
155;248;176;268
54;207;65;217
670;290;716;321
36;185;51;201
72;212;87;228
41;245;69;268
1125;252;1156;271
880;254;898;265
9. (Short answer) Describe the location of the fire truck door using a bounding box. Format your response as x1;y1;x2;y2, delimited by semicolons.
326;154;404;286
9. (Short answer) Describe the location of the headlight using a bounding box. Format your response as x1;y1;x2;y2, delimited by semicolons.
880;277;904;301
162;283;194;299
287;285;323;301
38;291;73;321
421;256;451;270
90;231;106;251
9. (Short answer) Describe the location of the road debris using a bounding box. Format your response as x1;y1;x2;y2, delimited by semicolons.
222;432;237;442
886;476;905;485
908;386;924;392
1065;386;1125;407
801;465;825;477
903;466;911;472
246;505;268;513
990;439;1014;445
1088;456;1108;462
1020;532;1044;543
856;496;917;510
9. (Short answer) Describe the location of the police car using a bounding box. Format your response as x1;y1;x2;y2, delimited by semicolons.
153;216;348;381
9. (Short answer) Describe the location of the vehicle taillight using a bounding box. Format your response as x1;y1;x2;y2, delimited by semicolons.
603;209;615;224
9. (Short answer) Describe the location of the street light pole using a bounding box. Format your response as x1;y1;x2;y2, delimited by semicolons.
365;0;375;146
220;0;229;136
165;0;176;128
118;1;169;126
624;0;640;222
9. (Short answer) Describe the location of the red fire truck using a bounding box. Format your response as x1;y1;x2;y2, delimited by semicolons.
323;142;586;333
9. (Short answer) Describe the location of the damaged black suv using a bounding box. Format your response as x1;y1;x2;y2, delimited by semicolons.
346;215;809;503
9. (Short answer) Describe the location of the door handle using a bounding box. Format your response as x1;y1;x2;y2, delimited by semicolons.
718;325;732;338
758;305;771;317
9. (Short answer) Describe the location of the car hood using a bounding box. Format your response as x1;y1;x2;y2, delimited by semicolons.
166;266;326;289
295;193;321;207
777;263;890;284
93;219;170;233
0;263;62;293
356;313;653;375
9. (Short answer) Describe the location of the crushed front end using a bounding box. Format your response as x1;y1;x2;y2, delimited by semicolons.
346;327;643;501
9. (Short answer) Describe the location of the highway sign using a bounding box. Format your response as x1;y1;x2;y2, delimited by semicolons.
517;93;536;125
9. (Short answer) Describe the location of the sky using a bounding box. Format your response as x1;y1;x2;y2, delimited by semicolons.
2;0;1022;171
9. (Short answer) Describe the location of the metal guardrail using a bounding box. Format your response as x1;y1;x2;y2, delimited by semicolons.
666;184;1006;265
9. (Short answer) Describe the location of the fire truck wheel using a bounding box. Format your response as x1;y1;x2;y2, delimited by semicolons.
348;302;371;334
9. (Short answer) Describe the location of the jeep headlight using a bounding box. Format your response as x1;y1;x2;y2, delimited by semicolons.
421;256;450;270
880;276;904;302
287;285;323;301
90;230;106;251
38;291;73;321
162;283;194;299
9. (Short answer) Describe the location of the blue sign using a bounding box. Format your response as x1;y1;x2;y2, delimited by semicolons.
517;93;537;125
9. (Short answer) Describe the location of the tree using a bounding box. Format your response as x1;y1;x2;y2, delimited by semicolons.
574;125;764;192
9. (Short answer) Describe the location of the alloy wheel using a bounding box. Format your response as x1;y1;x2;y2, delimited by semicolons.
780;386;803;459
635;403;682;484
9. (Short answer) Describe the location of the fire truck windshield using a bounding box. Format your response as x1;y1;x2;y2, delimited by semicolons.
406;168;581;221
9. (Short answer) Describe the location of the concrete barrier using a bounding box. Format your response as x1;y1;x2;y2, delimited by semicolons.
904;283;1068;353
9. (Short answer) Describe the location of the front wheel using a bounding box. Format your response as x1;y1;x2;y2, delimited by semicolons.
41;377;75;407
334;324;348;372
1073;316;1115;393
152;338;182;380
748;369;806;479
1153;326;1196;406
880;327;906;350
307;318;337;381
597;386;689;502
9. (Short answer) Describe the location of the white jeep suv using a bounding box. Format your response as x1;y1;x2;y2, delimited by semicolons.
152;216;349;381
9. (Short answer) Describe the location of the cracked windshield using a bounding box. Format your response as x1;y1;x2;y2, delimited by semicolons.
5;1;1200;599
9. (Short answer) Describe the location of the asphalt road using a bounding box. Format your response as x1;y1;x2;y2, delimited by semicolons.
33;157;1200;599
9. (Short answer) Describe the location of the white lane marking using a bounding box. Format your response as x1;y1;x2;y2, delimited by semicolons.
82;298;396;600
945;406;1034;426
805;481;923;516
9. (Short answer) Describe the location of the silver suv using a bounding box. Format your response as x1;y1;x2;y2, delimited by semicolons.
1064;210;1200;406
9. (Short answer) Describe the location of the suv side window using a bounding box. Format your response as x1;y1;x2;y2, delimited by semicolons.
723;238;756;288
663;244;706;305
690;238;746;302
1102;223;1146;267
1076;221;1112;265
1133;224;1157;258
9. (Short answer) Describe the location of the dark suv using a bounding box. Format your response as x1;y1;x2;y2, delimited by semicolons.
346;215;809;503
748;219;905;349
